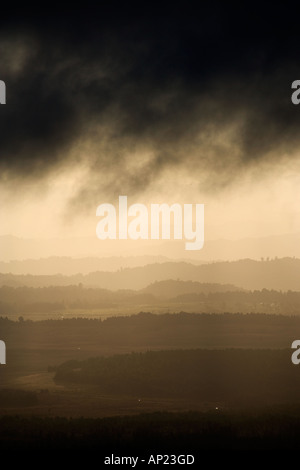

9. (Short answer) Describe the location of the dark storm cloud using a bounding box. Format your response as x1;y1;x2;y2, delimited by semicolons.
1;4;300;199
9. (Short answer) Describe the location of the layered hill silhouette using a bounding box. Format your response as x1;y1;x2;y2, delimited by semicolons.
0;258;299;291
1;277;300;317
0;254;184;275
141;280;243;298
2;233;300;262
0;280;242;315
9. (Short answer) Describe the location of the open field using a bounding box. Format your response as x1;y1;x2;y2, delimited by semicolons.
1;313;300;418
1;312;300;450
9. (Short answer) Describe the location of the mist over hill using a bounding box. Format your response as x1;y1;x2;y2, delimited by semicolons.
2;233;300;263
0;258;299;291
0;255;181;275
141;280;243;298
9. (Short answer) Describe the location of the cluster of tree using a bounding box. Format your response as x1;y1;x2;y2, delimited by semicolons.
1;408;300;450
53;348;299;406
1;282;300;315
1;312;299;351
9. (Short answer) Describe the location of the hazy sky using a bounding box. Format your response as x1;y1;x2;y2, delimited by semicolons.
1;5;300;242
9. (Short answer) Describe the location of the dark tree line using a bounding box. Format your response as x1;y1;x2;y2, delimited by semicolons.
53;348;300;406
2;409;300;450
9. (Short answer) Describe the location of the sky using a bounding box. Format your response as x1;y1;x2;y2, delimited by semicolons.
1;4;300;246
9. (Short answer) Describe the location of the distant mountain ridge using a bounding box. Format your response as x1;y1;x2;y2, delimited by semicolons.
141;280;243;298
0;258;299;291
1;279;300;317
2;232;300;262
0;255;185;275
